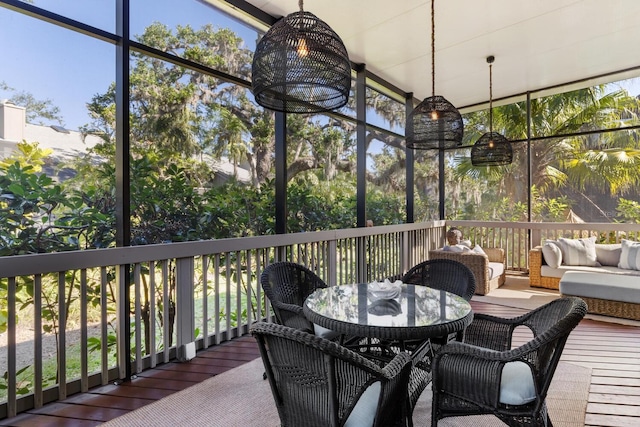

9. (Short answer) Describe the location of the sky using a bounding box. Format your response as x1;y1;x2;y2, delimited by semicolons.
2;1;638;136
0;0;259;131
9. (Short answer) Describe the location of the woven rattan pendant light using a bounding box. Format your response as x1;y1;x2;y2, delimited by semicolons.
471;56;513;166
405;0;463;150
251;0;351;114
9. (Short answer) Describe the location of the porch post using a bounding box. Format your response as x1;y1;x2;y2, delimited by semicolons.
275;111;287;236
115;0;132;382
406;93;415;223
356;64;368;282
527;92;533;249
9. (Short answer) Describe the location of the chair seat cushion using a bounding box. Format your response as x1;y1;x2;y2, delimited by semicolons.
344;381;381;427
499;361;536;405
488;262;505;281
443;244;472;253
313;324;341;340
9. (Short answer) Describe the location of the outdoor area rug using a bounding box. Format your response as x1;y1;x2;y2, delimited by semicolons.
101;357;591;427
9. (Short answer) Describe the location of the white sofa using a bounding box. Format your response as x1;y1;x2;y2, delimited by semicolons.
529;238;640;290
529;237;640;320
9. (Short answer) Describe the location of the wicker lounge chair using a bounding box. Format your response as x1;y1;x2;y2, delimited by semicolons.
428;247;506;295
251;322;414;427
430;297;587;427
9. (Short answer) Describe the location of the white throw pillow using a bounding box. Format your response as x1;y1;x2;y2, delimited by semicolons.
499;361;536;405
618;239;640;270
557;237;597;266
541;242;562;268
473;244;486;255
595;243;622;266
461;239;472;248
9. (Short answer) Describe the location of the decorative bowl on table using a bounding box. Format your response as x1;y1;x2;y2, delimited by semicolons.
368;298;402;316
367;279;402;300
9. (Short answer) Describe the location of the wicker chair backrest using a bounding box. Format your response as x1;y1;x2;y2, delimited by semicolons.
402;258;476;301
260;262;327;329
251;322;412;427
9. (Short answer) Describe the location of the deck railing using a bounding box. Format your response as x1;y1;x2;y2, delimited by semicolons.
448;220;640;273
2;219;640;419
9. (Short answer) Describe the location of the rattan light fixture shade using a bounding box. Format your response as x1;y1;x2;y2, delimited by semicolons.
471;55;513;166
405;0;463;150
406;96;463;149
251;6;351;114
471;132;513;166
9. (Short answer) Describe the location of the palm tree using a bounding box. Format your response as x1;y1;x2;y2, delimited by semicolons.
452;85;640;221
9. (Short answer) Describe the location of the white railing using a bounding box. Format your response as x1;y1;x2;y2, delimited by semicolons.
0;221;444;418
448;220;640;272
2;219;640;419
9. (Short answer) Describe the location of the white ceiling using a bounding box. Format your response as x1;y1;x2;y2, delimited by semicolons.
239;0;640;108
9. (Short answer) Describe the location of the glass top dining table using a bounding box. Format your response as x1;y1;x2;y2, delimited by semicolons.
303;282;473;343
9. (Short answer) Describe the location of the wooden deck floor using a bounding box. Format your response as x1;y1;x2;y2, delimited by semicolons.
1;300;639;426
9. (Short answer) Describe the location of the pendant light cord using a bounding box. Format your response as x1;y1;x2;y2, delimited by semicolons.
489;60;493;134
431;0;435;98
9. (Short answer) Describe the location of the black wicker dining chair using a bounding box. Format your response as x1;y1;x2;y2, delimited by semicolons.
401;257;476;346
260;261;328;332
401;258;476;302
376;259;477;420
251;321;414;427
430;296;587;427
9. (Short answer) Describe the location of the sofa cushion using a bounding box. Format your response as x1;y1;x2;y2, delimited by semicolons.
541;264;640;279
558;237;597;266
559;271;640;304
541;242;562;268
618;239;640;271
596;243;622;266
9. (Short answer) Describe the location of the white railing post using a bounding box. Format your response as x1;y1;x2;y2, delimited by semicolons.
175;257;195;361
115;264;131;381
328;240;338;286
356;236;367;284
531;229;541;248
401;230;410;274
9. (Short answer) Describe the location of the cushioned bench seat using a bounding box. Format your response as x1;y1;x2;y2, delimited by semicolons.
559;271;640;320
